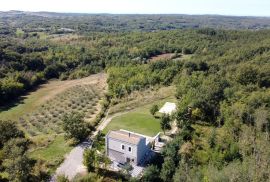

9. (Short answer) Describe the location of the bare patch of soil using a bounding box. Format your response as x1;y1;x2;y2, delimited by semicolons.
149;53;177;62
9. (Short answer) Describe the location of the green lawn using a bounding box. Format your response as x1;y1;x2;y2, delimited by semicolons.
103;97;177;137
30;135;72;163
30;135;73;161
104;112;161;137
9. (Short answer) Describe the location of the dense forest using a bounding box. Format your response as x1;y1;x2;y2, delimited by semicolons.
106;30;270;181
1;12;270;105
2;11;270;34
0;12;270;181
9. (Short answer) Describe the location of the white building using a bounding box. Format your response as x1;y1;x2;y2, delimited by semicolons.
105;130;150;165
158;102;176;115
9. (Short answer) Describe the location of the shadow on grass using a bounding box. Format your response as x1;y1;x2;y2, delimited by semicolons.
0;96;26;112
154;115;161;119
0;82;46;112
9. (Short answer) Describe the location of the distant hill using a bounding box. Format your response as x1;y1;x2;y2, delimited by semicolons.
1;11;270;33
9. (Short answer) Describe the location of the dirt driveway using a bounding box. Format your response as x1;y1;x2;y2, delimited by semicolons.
53;141;91;180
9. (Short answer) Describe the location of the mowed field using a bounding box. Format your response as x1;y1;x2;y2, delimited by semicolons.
0;73;107;168
103;87;177;137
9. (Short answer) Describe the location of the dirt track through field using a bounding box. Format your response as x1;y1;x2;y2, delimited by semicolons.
37;73;106;105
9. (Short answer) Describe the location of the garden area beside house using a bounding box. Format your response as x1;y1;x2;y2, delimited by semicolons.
103;96;177;137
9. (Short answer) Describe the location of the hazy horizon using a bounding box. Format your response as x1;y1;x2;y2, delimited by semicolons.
1;0;270;17
3;10;270;18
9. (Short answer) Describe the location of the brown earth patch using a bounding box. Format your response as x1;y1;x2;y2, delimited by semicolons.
149;53;177;62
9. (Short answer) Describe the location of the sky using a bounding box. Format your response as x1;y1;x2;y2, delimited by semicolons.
1;0;270;17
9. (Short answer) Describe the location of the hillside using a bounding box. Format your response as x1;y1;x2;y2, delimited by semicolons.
1;11;270;34
0;12;270;182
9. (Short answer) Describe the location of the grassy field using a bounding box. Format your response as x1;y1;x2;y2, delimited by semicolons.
0;76;106;137
104;112;160;137
0;87;53;121
109;86;176;114
103;95;177;137
0;73;106;122
30;135;72;162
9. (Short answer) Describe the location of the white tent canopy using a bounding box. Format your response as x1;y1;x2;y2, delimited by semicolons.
159;102;176;115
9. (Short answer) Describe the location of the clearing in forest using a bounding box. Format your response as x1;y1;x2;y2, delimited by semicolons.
149;53;192;62
103;86;177;136
0;73;106;122
150;53;176;62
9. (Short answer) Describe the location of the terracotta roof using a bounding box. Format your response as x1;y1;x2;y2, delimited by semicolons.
107;130;144;145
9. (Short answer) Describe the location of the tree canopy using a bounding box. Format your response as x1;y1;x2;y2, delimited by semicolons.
62;112;91;142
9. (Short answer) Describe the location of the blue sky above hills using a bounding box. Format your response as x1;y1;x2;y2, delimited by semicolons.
1;0;270;16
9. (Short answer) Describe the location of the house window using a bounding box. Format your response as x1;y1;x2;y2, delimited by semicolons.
121;144;125;150
128;147;132;152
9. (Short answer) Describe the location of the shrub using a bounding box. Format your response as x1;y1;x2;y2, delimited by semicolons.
150;104;159;116
62;112;91;141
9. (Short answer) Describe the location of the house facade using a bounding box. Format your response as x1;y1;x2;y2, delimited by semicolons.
105;130;150;165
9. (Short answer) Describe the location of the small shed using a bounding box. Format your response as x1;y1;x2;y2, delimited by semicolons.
158;102;176;115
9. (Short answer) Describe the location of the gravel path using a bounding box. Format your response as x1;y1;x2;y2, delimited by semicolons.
93;111;129;136
52;141;91;181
